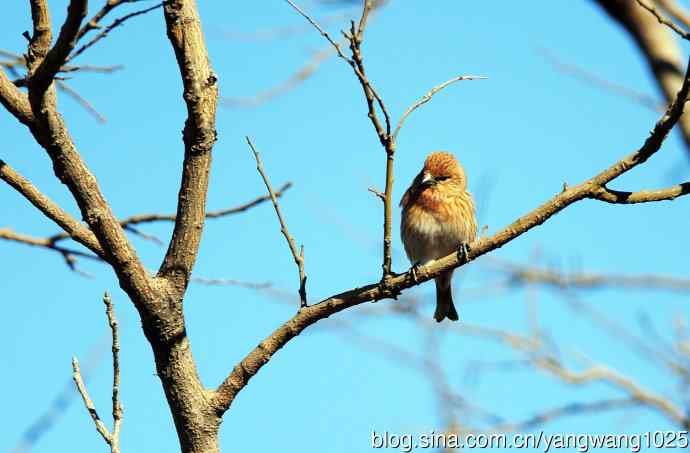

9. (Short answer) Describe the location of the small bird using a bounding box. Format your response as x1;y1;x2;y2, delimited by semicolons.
400;152;477;322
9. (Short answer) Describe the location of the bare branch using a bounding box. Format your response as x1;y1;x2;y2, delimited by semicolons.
0;69;34;125
485;398;639;432
104;293;122;452
30;0;88;95
589;181;690;203
538;47;664;112
69;2;164;62
192;277;273;290
76;0;143;41
368;186;385;201
393;75;488;140
284;0;395;277
635;0;690;40
656;0;690;31
0;159;104;257
56;80;107;123
247;137;307;309
0;228;99;276
72;292;123;453
221;47;335;108
491;258;690;292
212;56;690;413
593;0;690;158
284;0;351;61
119;182;293;226
158;0;218;286
534;357;688;427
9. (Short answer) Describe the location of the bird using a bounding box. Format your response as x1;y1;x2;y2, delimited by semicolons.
400;151;477;322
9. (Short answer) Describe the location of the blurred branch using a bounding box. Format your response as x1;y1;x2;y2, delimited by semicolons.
223;0;388;108
656;0;690;30
11;335;111;453
485;398;639;432
221;46;334;108
490;258;690;292
534;357;689;428
538;47;664;112
593;0;690;159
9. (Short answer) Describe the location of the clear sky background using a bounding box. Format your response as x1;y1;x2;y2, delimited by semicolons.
1;1;689;452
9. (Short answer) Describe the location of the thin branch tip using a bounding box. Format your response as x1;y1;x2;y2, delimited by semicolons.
246;137;308;308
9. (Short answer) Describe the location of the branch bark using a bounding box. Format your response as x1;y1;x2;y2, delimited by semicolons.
213;56;690;412
158;0;218;289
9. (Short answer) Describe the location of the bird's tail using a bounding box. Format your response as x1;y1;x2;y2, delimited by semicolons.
434;271;459;322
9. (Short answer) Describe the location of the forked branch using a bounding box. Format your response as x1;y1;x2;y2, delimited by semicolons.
213;55;690;413
72;292;123;453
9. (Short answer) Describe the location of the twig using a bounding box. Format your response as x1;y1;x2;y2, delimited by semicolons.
393;75;487;140
56;80;107;123
105;293;122;451
192;277;273;290
72;292;122;453
69;2;164;62
590;182;690;203
221;46;335;108
490;258;690;292
656;0;690;31
246;137;307;308
368;186;385;201
76;0;143;41
485;398;639;432
538;47;664;112
534;357;688;427
284;0;351;61
635;0;690;40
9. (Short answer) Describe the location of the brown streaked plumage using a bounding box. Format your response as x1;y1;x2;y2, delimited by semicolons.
400;151;477;322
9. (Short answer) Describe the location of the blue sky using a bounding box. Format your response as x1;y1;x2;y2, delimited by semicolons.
1;1;689;452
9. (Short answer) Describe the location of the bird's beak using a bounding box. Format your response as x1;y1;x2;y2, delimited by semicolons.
421;172;437;187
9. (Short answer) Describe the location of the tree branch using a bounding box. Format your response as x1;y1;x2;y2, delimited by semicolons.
72;292;123;453
589;181;690;203
158;0;218;287
393;75;487;141
212;56;690;413
21;0;155;312
69;2;164;62
490;258;690;292
0;159;104;257
30;0;88;95
0;69;34;125
247;137;307;308
593;0;690;158
634;0;690;40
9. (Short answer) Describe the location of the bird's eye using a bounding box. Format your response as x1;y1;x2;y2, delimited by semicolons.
436;176;450;181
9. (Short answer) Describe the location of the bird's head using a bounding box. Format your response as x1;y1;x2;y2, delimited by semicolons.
417;151;467;191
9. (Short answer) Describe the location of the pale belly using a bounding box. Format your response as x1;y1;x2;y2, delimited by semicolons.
401;208;470;265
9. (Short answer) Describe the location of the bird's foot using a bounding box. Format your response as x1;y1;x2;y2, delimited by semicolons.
410;262;422;283
458;243;470;263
